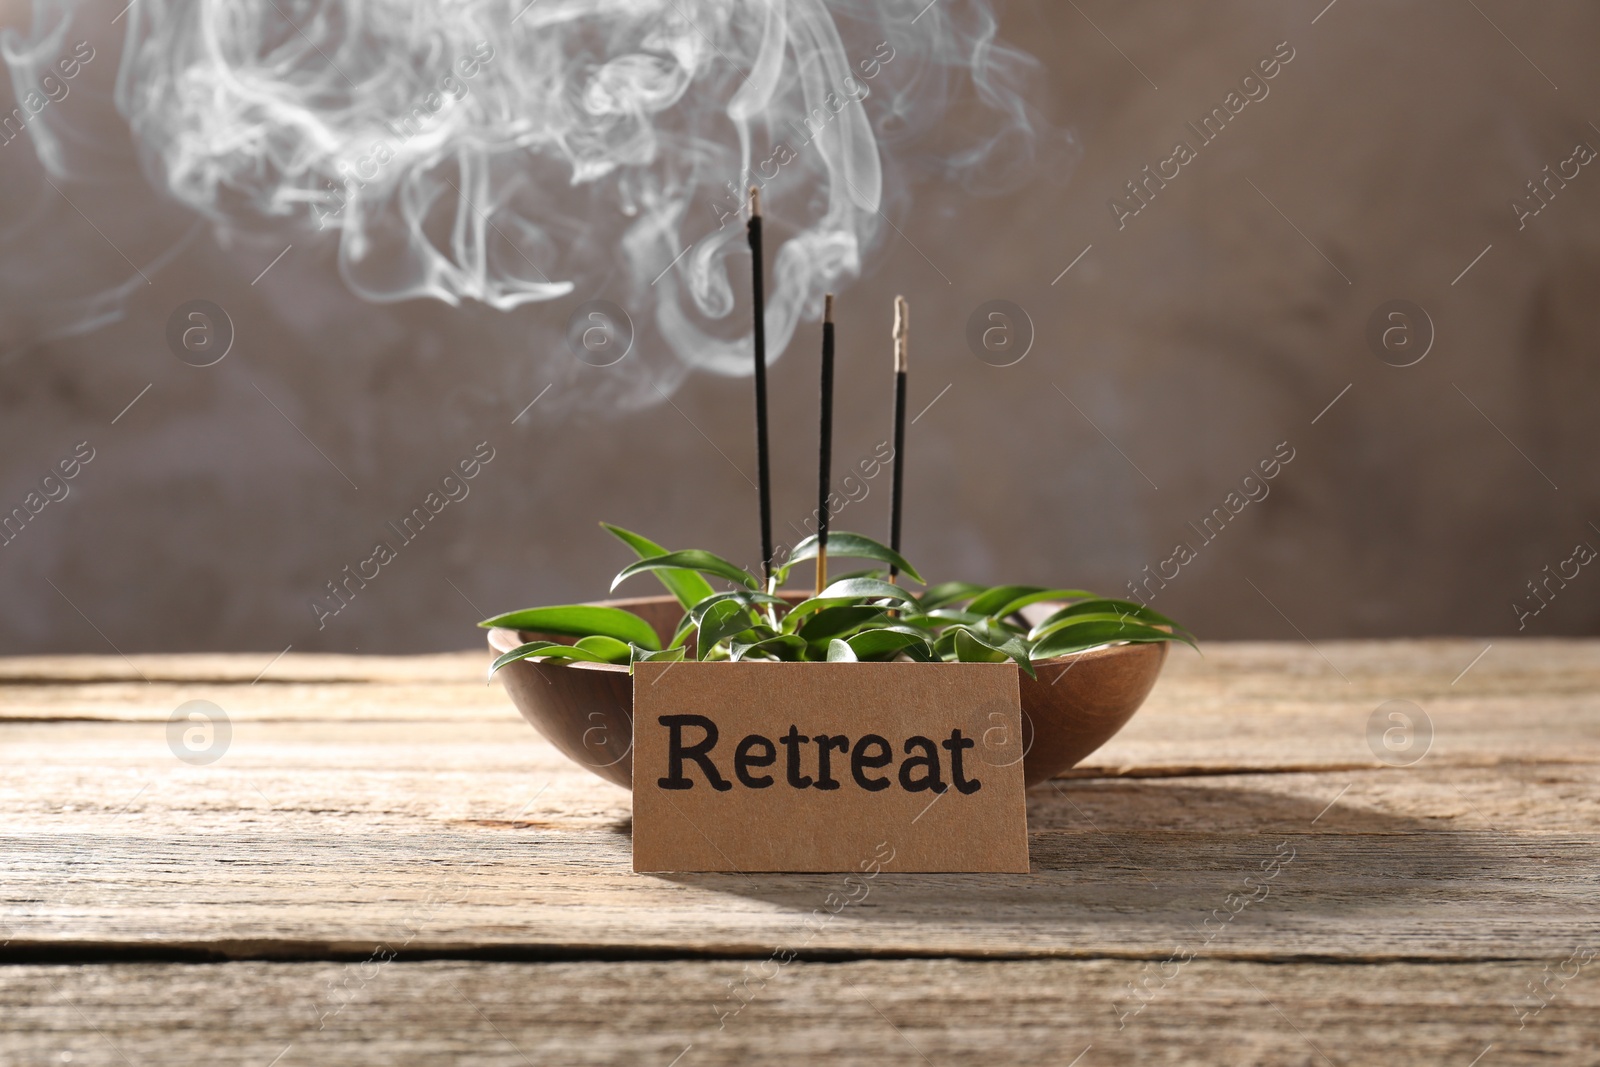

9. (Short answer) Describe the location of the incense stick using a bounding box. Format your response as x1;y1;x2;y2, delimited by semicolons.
816;294;835;596
747;186;774;587
889;296;907;581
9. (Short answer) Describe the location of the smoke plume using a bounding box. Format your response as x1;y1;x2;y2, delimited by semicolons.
2;0;1071;396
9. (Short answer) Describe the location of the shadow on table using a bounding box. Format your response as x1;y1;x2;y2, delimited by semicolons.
654;777;1508;923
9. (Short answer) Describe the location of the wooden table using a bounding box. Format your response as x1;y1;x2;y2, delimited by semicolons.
3;640;1597;1065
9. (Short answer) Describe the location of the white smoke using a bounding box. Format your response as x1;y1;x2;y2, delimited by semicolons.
3;0;1071;390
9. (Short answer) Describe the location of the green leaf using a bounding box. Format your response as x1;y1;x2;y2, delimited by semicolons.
487;640;615;681
478;605;661;651
1026;611;1150;640
938;624;1038;678
612;550;758;594
628;643;686;675
1027;599;1189;640
965;585;1050;617
488;640;559;679
777;531;924;585
844;626;935;662
817;577;920;604
731;634;809;661
987;631;1043;678
696;600;771;659
782;579;921;629
971;617;1032;645
686;591;786;655
795;606;889;642
919;581;987;610
573;635;633;664
1029;608;1193;651
896;608;1005;631
688;589;786;626
982;588;1098;621
826;638;858;662
1029;619;1188;661
952;628;1007;664
601;524;717;611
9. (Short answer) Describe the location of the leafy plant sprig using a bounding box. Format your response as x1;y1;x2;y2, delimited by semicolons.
481;524;1193;680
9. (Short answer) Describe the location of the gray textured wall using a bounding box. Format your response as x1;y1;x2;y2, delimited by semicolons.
2;0;1597;654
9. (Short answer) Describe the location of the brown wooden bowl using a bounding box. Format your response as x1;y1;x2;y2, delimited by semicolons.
488;595;1167;789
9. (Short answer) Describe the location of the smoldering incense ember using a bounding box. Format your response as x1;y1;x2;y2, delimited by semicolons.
889;295;908;581
817;294;836;596
748;186;774;587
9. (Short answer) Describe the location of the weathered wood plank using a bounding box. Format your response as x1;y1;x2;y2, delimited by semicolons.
2;642;1595;964
3;640;1597;777
1;642;1597;1063
2;746;1595;960
2;958;1592;1066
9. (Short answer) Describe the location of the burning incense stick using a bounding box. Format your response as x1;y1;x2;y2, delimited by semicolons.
748;186;774;587
889;296;908;581
816;294;836;595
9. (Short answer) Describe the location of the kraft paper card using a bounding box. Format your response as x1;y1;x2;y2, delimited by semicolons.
632;661;1029;873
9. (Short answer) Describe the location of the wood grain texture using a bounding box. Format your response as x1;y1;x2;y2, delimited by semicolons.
2;639;1597;1064
2;959;1594;1066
